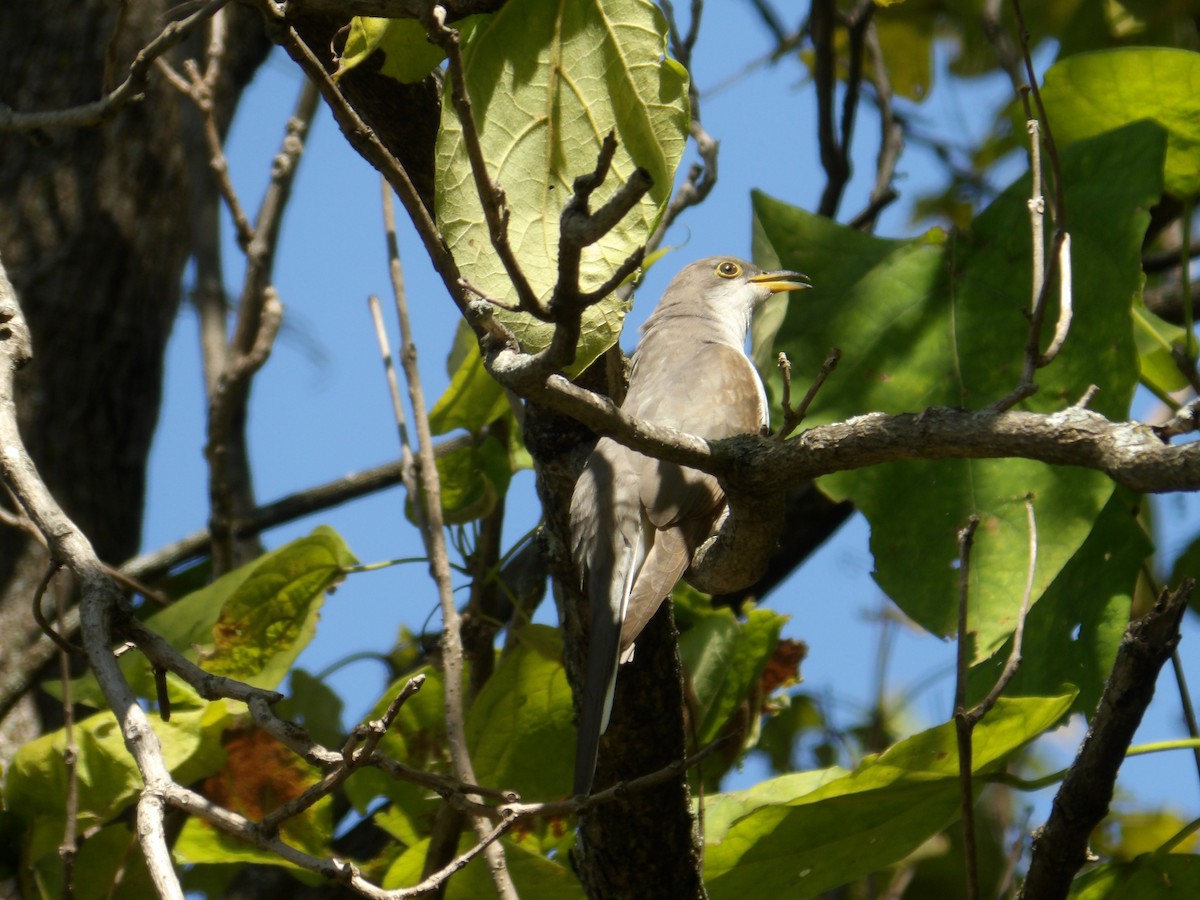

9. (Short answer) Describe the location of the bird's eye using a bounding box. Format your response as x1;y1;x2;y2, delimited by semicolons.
715;261;741;279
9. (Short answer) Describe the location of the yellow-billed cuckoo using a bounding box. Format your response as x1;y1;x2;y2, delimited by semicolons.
569;256;810;795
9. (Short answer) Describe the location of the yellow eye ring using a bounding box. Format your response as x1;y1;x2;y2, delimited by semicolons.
715;261;741;279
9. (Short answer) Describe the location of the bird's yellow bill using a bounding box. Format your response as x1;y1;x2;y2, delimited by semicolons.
750;270;812;294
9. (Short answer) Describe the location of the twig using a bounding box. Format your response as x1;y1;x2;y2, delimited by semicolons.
368;294;418;498
31;561;82;656
1144;238;1200;274
776;348;841;439
980;0;1025;91
379;179;517;899
814;0;875;218
648;0;718;253
1010;0;1064;225
952;515;983;900
260;676;426;833
1039;234;1074;365
848;17;903;232
1021;581;1192;899
983;2;1072;412
0;0;228;131
205;74;318;573
1154;398;1200;440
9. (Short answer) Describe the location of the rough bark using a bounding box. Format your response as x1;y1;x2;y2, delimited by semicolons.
0;0;270;757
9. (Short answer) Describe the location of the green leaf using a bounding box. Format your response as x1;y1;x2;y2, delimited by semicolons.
1041;48;1200;196
434;0;689;369
704;693;1076;899
25;821;155;900
466;625;575;797
967;489;1147;717
205;526;358;686
337;17;448;85
6;705;228;828
874;4;935;101
1069;853;1200;899
678;608;786;749
429;322;510;435
275;668;345;749
405;435;512;525
1133;300;1191;395
753;121;1161;660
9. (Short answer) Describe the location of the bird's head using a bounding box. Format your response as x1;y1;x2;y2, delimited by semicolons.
646;256;810;345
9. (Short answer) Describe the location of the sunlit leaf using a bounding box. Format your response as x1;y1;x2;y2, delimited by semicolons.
6;705;228;830
967;488;1147;716
1041;48;1200;196
1069;853;1200;898
1133;300;1191;395
704;693;1076;899
435;0;688;371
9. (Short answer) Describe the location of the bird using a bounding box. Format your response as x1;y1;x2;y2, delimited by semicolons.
568;255;810;796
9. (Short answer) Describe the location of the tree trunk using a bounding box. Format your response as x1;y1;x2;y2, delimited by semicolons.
0;0;270;757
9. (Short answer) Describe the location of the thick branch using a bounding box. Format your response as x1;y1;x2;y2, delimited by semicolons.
1021;583;1191;899
493;362;1200;594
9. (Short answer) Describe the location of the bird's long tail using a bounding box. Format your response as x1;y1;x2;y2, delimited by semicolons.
573;533;639;797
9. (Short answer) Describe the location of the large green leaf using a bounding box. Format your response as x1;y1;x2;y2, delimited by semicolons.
465;625;575;798
968;488;1147;717
753;121;1161;659
1041;48;1200;196
6;703;229;877
703;693;1075;899
428;322;510;436
435;0;688;369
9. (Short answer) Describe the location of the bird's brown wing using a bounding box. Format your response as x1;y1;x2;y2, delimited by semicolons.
626;342;767;529
615;344;768;651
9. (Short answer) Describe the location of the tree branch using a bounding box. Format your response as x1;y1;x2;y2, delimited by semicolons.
1021;582;1191;899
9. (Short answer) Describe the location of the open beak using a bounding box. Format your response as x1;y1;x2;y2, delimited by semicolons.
750;269;812;294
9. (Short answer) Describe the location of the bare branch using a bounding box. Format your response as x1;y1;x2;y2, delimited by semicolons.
378;182;517;898
776;348;841;440
0;0;228;131
1021;582;1191;899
